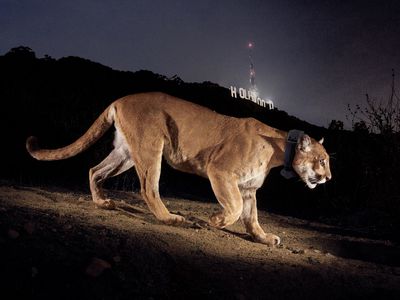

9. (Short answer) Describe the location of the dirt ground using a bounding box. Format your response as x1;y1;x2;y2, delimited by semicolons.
0;184;399;299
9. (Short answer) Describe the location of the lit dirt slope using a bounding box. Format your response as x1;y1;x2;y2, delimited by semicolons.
0;185;399;299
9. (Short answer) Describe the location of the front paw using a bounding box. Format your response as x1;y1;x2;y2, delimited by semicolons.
254;233;281;247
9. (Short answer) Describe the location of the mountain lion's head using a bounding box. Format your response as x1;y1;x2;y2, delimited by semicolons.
292;135;332;189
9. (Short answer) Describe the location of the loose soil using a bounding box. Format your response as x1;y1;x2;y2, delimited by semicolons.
0;185;399;299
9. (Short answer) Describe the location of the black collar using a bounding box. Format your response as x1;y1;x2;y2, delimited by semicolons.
280;130;304;179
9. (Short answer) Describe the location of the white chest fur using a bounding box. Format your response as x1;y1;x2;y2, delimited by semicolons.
238;166;267;189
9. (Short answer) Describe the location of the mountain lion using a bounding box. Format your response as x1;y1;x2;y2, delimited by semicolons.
26;92;331;246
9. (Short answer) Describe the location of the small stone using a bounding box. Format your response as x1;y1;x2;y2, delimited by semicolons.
235;293;246;300
31;267;39;278
392;268;400;276
384;240;393;246
291;248;305;254
190;223;202;229
307;257;320;265
7;229;20;239
24;222;35;235
85;257;111;277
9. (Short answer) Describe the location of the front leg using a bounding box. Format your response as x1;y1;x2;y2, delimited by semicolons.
207;167;243;228
240;189;280;246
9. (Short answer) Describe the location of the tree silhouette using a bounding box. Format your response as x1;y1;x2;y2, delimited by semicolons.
353;120;369;134
328;119;344;131
5;46;36;59
347;69;400;134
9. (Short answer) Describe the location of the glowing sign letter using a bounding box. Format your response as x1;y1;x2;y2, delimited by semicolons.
230;86;237;98
239;88;246;99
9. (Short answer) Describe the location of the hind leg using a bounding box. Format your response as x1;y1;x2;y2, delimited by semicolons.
89;148;133;209
132;141;185;225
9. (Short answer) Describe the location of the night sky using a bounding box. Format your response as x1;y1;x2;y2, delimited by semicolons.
1;0;399;127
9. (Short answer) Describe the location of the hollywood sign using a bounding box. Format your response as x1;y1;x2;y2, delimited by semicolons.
230;86;274;109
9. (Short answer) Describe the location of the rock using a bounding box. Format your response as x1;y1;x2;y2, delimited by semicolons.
190;222;203;229
7;229;20;239
31;267;39;278
286;246;304;254
24;222;35;235
288;247;305;254
235;293;246;300
85;257;112;277
307;257;320;265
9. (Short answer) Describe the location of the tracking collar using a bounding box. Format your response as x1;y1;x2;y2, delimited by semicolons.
280;129;304;179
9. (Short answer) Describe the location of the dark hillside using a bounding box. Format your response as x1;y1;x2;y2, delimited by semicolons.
1;46;399;240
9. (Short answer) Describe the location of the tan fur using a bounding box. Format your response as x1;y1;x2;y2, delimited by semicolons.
26;92;331;246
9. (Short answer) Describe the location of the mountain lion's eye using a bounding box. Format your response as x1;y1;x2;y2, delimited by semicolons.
319;159;325;167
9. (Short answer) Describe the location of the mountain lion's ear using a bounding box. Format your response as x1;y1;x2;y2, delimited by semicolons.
319;137;324;144
298;134;312;152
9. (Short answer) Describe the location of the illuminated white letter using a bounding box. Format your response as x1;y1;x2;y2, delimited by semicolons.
239;88;246;99
250;91;257;101
266;99;274;109
230;86;237;98
245;90;252;100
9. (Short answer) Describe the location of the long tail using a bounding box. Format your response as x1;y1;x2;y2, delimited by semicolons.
26;105;115;161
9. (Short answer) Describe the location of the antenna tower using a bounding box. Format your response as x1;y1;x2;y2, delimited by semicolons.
248;42;258;97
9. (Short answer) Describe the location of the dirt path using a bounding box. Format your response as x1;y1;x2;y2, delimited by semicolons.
0;185;399;299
